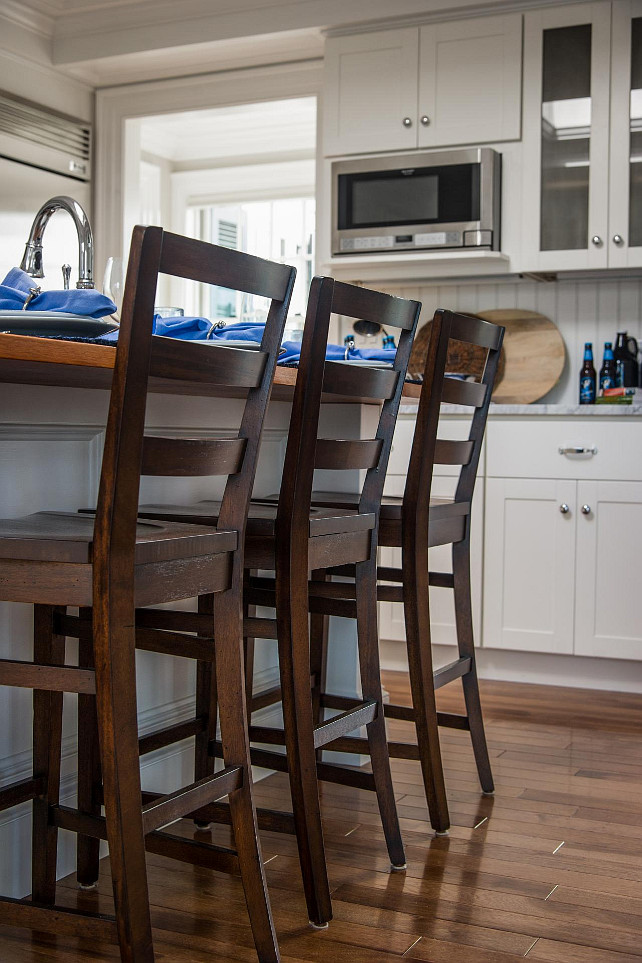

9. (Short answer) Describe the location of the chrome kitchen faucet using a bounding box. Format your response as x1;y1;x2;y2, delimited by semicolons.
20;195;94;289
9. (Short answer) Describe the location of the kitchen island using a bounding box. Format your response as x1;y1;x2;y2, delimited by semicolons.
0;333;418;899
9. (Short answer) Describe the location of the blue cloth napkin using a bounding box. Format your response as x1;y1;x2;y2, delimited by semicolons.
0;268;116;319
88;313;399;368
98;316;268;344
278;341;397;366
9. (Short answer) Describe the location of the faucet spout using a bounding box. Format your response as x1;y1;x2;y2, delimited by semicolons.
20;195;94;289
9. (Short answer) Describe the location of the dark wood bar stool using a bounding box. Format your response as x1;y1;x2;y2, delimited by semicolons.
305;309;504;834
133;276;420;926
0;225;294;962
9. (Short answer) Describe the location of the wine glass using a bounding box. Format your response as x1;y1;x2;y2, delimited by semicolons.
102;256;124;319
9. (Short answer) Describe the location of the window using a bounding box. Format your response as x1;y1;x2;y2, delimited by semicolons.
185;197;315;322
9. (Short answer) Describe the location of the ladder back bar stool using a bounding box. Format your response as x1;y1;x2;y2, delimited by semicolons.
132;275;421;927
304;309;504;833
0;225;294;962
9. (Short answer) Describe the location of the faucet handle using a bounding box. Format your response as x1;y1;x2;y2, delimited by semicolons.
62;264;71;290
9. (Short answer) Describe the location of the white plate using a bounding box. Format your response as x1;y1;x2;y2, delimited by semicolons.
334;359;393;368
204;339;288;355
0;310;118;337
204;339;262;350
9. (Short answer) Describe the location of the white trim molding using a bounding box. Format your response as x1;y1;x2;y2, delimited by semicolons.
95;59;322;270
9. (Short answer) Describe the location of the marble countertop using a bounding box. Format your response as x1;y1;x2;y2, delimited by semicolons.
399;402;642;416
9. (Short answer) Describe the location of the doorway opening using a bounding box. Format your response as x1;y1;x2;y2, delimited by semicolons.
123;96;316;317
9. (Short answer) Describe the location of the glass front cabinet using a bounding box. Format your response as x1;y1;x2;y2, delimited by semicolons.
522;1;642;271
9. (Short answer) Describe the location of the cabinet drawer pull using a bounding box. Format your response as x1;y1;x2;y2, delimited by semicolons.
558;446;598;455
559;503;570;514
402;116;413;127
581;504;592;515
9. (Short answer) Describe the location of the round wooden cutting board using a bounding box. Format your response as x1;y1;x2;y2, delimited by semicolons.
476;308;565;404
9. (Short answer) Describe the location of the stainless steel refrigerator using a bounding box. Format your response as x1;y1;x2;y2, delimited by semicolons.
0;89;92;291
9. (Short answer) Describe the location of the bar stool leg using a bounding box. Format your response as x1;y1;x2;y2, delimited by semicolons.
31;605;66;905
93;599;154;963
77;608;102;888
195;594;217;786
403;546;450;834
354;559;406;869
453;539;494;794
213;594;280;963
276;563;332;927
309;570;329;742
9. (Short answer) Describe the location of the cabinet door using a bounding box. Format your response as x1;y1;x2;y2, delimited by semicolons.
417;15;522;149
323;29;419;156
608;0;642;268
574;480;642;660
483;478;576;654
522;3;611;271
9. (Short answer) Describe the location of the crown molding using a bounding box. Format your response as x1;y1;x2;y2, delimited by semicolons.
0;0;55;37
323;0;590;36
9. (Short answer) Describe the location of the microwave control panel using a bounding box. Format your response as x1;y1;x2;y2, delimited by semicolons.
338;230;492;253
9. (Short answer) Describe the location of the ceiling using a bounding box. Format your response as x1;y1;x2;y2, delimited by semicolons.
0;0;574;84
138;96;317;165
3;0;588;87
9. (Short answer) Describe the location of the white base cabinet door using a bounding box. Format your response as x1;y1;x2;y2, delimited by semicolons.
574;480;642;660
483;477;577;654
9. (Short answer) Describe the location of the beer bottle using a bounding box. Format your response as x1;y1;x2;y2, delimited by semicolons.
579;342;596;404
599;341;616;392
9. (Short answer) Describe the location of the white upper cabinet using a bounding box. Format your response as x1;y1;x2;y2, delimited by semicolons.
522;1;642;272
323;28;419;155
323;15;522;157
608;0;642;268
417;16;522;149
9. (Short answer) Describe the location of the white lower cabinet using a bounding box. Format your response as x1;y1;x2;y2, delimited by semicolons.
483;477;576;654
574;480;642;661
483;418;642;662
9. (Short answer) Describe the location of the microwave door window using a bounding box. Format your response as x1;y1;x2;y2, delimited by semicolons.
338;164;479;230
351;173;438;227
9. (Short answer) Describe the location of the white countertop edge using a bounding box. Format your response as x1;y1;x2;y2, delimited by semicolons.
398;402;642;416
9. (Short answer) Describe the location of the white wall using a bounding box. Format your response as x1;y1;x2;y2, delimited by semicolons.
0;12;93;122
341;276;642;405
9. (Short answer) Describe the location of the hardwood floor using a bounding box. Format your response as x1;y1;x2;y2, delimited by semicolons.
2;672;641;961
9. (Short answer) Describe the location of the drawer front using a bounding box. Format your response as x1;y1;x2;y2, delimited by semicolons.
486;418;642;481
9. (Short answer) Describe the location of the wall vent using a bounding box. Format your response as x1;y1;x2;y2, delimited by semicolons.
0;89;91;181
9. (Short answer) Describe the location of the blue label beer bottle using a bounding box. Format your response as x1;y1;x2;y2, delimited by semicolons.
579;342;596;404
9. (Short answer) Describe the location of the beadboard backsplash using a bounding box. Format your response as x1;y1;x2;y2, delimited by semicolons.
341;277;642;405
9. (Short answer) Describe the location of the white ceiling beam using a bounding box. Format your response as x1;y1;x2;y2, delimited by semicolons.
50;0;532;65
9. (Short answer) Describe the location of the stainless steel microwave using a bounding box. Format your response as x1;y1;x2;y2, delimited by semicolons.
332;147;501;255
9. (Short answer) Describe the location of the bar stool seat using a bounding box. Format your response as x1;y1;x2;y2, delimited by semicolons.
137;501;375;541
0;512;236;565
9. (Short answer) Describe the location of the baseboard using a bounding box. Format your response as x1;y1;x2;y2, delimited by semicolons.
380;639;642;694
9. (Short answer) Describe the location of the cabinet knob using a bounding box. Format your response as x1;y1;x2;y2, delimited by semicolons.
559;503;570;514
591;235;603;247
402;117;413;127
581;504;592;515
420;115;430;126
613;234;624;245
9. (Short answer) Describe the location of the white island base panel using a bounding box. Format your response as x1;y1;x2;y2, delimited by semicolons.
0;382;378;899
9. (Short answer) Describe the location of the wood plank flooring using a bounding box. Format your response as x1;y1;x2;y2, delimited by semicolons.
2;672;641;961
